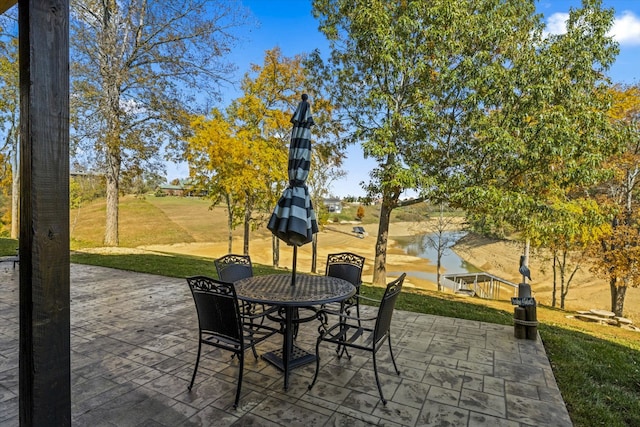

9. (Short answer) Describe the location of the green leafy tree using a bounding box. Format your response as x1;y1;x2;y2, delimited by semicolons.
70;0;249;246
447;0;618;293
458;0;618;225
311;0;548;285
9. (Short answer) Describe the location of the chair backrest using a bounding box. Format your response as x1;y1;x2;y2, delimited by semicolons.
215;254;253;283
186;276;243;344
374;273;406;343
325;252;365;287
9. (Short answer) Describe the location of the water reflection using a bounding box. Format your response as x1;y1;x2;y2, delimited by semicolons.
391;231;481;284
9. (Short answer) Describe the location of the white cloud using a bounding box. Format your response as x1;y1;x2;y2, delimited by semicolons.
545;10;640;46
546;12;570;35
609;10;640;46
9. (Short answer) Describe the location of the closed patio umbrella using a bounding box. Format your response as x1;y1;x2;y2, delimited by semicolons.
267;94;318;285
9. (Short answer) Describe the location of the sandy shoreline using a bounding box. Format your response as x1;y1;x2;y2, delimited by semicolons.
139;221;441;291
133;220;639;321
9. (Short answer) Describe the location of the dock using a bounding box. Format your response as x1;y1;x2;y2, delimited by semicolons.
441;272;518;300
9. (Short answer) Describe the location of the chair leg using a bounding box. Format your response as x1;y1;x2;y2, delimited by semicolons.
248;333;259;359
387;334;400;375
188;340;202;391
335;316;345;356
335;321;350;359
372;351;387;405
234;351;243;409
308;336;322;390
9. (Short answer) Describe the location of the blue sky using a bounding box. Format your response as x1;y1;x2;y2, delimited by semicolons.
168;0;640;198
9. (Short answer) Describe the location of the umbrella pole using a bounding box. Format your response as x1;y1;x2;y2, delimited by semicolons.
291;245;297;286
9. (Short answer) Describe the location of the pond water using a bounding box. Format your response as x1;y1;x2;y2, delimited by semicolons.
390;231;481;284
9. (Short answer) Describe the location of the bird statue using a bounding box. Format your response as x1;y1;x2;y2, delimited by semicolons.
519;255;532;282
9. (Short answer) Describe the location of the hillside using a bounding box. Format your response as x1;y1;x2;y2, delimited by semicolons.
71;195;640;322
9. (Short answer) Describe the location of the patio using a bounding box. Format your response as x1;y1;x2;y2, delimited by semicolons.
0;264;572;426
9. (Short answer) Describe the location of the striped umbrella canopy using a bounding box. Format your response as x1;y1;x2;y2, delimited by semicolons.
268;94;318;247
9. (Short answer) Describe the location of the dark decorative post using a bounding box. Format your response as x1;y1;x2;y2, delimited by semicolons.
19;0;71;425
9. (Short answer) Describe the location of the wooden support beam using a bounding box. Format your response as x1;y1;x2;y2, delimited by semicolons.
19;0;71;425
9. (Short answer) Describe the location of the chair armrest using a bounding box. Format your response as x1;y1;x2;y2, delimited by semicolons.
352;294;381;304
241;303;279;321
318;307;377;323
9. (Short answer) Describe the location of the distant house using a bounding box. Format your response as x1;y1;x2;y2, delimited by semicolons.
157;179;200;197
157;183;185;196
70;169;103;178
323;198;342;213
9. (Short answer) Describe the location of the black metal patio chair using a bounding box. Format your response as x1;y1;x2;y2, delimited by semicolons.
214;254;253;283
325;252;365;325
292;252;366;340
284;252;365;340
309;273;406;405
214;254;278;322
186;276;279;409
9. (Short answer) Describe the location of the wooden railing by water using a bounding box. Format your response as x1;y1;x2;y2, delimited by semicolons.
441;272;518;300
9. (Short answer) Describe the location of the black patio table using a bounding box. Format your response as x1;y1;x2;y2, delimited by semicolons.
234;273;355;390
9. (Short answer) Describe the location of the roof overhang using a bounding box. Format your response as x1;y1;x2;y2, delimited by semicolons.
0;0;17;15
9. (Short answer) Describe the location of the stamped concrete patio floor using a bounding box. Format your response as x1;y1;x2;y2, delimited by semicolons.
0;264;572;426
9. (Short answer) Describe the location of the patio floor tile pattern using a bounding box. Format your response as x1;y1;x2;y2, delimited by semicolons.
0;264;572;426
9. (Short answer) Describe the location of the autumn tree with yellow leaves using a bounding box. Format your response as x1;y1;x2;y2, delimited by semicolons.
185;109;276;254
589;84;640;316
186;48;344;260
528;199;610;309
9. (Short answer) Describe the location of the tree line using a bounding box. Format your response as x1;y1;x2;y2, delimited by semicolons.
0;0;638;317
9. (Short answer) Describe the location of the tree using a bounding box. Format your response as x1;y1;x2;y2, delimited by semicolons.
184;48;340;257
225;48;306;256
70;0;249;245
530;198;609;309
420;204;459;291
224;47;343;263
0;23;19;238
448;0;619;298
311;0;545;286
186;108;261;253
589;84;640;316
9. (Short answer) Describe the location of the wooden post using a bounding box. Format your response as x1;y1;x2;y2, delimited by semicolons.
514;307;527;339
18;0;71;425
525;305;538;340
512;295;538;340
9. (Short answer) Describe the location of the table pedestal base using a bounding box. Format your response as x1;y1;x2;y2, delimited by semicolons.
262;345;316;372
